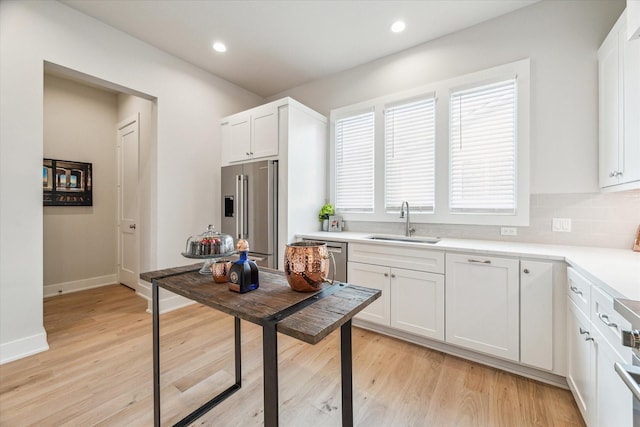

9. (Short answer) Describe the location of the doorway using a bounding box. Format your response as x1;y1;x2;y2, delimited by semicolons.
43;62;156;299
117;115;140;289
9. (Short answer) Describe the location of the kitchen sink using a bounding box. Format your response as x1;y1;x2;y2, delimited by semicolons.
366;235;441;244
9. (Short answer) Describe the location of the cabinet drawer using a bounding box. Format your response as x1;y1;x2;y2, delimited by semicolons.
349;242;444;274
567;267;591;315
591;285;632;362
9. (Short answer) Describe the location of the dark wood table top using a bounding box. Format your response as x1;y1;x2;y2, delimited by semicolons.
141;265;381;344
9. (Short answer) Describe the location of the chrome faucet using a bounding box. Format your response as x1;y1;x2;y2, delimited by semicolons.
400;201;416;237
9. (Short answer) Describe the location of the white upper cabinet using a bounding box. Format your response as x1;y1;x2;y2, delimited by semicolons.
221;102;279;164
628;0;640;40
598;10;640;190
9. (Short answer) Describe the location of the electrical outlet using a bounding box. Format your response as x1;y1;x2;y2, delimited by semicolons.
552;218;572;232
501;227;517;236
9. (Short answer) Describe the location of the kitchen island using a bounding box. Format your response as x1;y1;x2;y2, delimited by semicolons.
141;265;380;427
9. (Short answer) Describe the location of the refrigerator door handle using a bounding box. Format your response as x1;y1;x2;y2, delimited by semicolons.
242;174;249;239
235;175;242;240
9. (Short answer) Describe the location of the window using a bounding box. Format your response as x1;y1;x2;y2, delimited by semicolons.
384;97;436;213
334;111;375;213
449;79;517;214
329;59;529;226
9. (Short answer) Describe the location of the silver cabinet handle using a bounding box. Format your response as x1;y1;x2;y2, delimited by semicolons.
579;327;594;341
609;171;623;177
570;286;583;296
598;313;618;329
468;259;491;264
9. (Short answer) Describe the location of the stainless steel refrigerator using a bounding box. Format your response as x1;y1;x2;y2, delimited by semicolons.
221;160;278;269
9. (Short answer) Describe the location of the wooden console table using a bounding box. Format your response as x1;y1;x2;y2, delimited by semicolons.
141;265;380;427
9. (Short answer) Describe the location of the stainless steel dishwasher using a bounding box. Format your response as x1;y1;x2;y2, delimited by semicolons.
302;238;348;282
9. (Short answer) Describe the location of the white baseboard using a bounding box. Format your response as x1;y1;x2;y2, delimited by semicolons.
145;293;196;314
44;274;118;298
0;329;49;365
137;279;195;314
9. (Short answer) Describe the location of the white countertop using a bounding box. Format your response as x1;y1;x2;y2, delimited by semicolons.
297;231;640;301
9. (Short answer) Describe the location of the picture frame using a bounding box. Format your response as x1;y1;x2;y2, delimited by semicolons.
43;158;93;206
328;215;343;232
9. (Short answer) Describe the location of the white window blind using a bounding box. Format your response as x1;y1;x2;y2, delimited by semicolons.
449;79;517;214
335;111;375;213
384;97;436;213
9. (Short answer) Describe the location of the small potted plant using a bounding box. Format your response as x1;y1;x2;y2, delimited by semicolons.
318;203;334;231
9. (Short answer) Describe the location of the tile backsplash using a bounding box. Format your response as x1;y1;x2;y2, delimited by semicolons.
344;191;640;250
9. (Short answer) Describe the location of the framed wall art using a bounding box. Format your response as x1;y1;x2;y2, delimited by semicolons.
43;158;93;206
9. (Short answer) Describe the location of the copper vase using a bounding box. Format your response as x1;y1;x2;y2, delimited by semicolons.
210;260;232;283
284;241;335;292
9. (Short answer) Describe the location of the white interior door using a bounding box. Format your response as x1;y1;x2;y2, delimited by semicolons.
117;115;139;289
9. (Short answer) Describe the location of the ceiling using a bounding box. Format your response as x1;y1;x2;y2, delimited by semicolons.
60;0;539;98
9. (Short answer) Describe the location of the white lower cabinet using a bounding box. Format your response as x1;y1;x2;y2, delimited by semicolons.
348;261;445;340
593;329;633;427
348;262;390;326
445;253;520;362
520;260;555;371
565;267;634;427
390;268;444;340
567;299;594;424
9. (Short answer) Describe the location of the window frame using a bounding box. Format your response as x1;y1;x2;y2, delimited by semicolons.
329;59;530;226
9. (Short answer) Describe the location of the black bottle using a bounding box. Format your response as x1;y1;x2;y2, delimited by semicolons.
228;240;259;293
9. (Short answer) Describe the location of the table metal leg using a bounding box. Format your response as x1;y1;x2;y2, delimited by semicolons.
263;322;279;427
235;316;242;386
153;282;160;427
341;319;354;427
153;286;242;427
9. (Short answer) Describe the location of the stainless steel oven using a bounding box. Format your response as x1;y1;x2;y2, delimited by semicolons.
614;299;640;427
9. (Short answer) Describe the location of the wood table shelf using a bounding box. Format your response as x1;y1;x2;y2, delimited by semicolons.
142;265;380;427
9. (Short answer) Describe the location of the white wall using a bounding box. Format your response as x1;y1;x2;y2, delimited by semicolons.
43;75;118;291
268;0;626;195
0;0;262;363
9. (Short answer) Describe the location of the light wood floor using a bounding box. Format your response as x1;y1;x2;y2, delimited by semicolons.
0;284;585;426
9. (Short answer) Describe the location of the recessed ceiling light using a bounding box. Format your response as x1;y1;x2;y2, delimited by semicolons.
213;42;227;53
391;20;406;33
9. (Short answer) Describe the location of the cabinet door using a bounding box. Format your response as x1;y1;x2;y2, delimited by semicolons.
445;253;519;361
228;113;252;163
251;104;278;160
566;299;594;425
520;260;553;371
598;22;622;188
623;29;640;184
593;330;633;427
348;262;390;326
390;268;444;340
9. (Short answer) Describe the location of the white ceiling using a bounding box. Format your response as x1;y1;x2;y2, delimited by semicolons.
60;0;539;98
